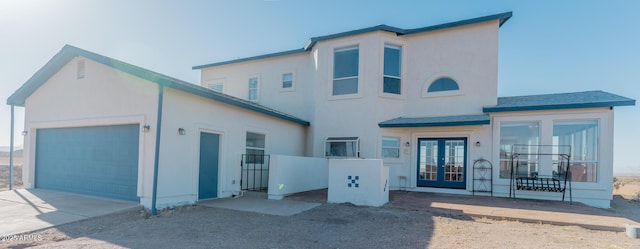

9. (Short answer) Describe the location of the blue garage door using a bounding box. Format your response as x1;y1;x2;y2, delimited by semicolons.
35;124;140;201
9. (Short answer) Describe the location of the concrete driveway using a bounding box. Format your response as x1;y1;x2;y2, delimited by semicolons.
0;189;140;235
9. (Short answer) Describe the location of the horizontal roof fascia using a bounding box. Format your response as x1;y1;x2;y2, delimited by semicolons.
484;91;636;113
192;12;512;70
379;114;490;128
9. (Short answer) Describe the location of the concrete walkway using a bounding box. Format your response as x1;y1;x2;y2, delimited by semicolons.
0;189;140;235
287;189;640;232
198;192;320;216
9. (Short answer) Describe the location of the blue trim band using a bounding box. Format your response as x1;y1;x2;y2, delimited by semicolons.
193;12;512;69
9;105;14;190
483;91;636;113
379;114;490;128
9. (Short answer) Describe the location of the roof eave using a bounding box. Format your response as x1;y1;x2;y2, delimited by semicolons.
7;45;311;127
402;11;512;35
378;120;490;128
192;48;306;70
195;12;512;69
483;100;636;113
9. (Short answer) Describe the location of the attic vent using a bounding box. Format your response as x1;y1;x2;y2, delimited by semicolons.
77;60;85;79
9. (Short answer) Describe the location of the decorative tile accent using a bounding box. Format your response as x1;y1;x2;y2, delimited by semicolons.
347;175;360;188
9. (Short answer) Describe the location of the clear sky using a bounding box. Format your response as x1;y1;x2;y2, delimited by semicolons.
1;0;638;174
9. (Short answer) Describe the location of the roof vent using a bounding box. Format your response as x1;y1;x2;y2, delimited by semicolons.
77;60;85;79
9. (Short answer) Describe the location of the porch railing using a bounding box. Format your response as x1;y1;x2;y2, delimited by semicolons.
241;154;270;192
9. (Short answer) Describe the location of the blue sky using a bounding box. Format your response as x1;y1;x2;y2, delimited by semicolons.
1;0;638;174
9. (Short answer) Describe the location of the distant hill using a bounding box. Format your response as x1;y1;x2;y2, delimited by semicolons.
0;149;23;157
0;145;23;152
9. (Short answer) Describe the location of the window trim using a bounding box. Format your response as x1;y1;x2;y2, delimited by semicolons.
281;72;295;92
382;44;402;95
329;44;362;100
248;76;259;102
381;136;401;159
422;75;464;98
325;137;360;158
245;131;266;154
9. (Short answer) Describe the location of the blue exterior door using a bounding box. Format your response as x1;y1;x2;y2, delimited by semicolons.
199;132;220;200
417;138;467;189
35;125;140;201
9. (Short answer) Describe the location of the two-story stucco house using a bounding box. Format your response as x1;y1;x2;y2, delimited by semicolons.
7;12;635;210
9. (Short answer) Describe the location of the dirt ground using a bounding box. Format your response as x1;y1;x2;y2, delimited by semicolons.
0;156;22;191
1;199;638;249
1;159;639;248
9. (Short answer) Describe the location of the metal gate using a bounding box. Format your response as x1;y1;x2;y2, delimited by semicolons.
240;154;270;192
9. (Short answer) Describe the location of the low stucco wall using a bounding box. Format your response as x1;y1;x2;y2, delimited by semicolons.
267;155;328;200
328;159;389;207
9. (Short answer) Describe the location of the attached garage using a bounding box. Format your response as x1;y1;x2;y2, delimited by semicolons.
35;124;139;201
7;45;309;210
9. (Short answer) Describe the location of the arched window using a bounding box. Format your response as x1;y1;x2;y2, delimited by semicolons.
427;77;459;92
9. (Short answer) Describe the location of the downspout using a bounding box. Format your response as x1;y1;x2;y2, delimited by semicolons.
151;85;164;216
9;105;14;190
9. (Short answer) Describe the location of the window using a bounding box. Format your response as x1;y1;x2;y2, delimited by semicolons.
77;60;85;79
208;83;224;93
246;132;265;163
282;73;293;89
333;46;359;95
427;77;459;92
499;122;540;178
383;44;401;94
248;77;258;101
381;137;400;158
553;120;598;182
325;137;359;158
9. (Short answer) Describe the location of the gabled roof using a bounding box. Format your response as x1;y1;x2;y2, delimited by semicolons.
193;12;512;70
379;114;490;128
6;45;310;126
483;90;636;113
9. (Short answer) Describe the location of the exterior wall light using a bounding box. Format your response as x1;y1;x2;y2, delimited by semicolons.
21;130;28;136
475;141;481;147
404;141;410;147
178;128;186;135
143;124;150;133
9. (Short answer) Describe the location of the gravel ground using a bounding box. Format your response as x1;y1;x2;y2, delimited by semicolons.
2;201;638;249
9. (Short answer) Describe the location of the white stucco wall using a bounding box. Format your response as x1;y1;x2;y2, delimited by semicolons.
199;52;313;121
197;21;501;160
267;155;328;200
154;88;307;208
22;57;159;207
328;159;389;207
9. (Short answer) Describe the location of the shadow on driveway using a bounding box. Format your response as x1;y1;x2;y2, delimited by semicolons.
0;188;140;235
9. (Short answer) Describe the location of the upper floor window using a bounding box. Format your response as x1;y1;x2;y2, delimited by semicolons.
427;77;459;92
333;46;359;96
208;83;224;93
383;44;401;94
248;77;259;101
282;73;293;89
